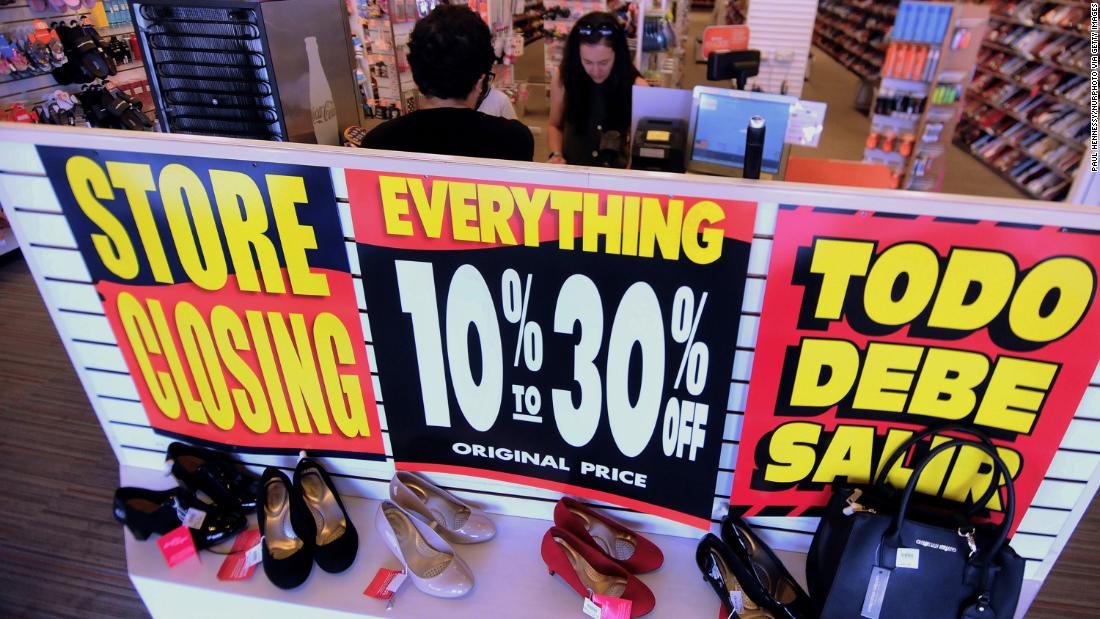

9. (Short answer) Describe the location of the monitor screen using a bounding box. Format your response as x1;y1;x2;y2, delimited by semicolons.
689;88;794;175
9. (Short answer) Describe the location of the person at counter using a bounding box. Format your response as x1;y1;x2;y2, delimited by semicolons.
359;4;533;161
548;11;647;167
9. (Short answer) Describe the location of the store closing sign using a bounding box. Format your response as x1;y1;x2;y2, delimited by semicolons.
347;170;756;527
733;206;1100;530
38;147;385;457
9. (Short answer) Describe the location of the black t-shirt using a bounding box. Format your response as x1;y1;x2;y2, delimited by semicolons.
360;108;534;161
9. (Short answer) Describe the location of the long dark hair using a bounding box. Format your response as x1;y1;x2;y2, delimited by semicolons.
560;12;640;130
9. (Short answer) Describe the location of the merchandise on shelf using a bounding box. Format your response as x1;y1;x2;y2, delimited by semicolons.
355;0;517;118
724;0;746;25
0;20;67;81
813;0;900;80
514;0;545;45
542;0;606;80
950;0;1089;201
862;1;989;193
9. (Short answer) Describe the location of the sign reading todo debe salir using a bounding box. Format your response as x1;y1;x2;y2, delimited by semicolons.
734;206;1100;531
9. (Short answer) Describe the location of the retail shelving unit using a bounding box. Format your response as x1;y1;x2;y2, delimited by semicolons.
515;0;545;45
813;0;900;80
353;0;519;120
864;1;989;192
954;0;1090;201
726;0;746;25
541;0;606;81
0;1;152;128
635;0;687;88
352;0;419;119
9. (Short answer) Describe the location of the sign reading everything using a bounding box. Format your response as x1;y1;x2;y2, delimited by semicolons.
348;170;757;527
732;207;1100;529
40;147;384;457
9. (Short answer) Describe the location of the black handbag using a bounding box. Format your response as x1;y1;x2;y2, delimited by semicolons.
807;426;1025;619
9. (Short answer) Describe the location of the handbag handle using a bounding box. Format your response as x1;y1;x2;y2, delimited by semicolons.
887;439;1016;563
875;424;1003;516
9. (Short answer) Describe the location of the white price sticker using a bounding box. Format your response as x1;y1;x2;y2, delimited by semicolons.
583;597;603;619
181;507;205;529
245;542;264;568
387;570;408;594
730;590;745;613
896;547;920;569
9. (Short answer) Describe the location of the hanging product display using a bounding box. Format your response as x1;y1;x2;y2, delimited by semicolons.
863;1;989;192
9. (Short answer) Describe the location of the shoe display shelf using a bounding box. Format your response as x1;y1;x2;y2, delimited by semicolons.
120;464;809;619
0;1;152;129
813;0;900;81
954;0;1091;201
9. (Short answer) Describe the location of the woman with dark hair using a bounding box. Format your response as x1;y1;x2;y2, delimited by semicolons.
548;11;647;167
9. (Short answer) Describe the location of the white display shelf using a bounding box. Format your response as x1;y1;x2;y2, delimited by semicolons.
120;465;804;619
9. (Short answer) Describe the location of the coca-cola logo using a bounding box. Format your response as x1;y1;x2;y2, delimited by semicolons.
312;100;336;124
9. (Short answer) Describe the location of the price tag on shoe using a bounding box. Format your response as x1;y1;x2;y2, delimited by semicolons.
592;594;633;619
181;507;206;529
157;525;198;568
245;541;264;568
217;529;262;581
364;567;407;600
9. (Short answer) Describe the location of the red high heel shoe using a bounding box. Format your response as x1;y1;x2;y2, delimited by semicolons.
541;527;656;618
554;498;664;573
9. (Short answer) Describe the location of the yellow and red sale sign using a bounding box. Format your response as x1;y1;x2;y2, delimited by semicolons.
733;207;1100;530
40;147;384;457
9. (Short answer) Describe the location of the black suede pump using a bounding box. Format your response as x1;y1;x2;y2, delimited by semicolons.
295;458;358;574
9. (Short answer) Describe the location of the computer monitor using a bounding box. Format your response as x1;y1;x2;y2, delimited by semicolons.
688;86;796;177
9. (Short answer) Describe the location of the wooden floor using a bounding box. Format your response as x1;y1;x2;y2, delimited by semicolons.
0;255;1098;616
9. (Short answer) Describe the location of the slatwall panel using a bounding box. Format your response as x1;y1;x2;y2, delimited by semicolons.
3;125;1100;597
744;0;818;98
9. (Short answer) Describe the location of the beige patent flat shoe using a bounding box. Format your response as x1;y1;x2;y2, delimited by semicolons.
390;471;497;544
376;500;475;598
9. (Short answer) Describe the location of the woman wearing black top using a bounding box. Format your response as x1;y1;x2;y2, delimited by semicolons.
548;12;647;167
